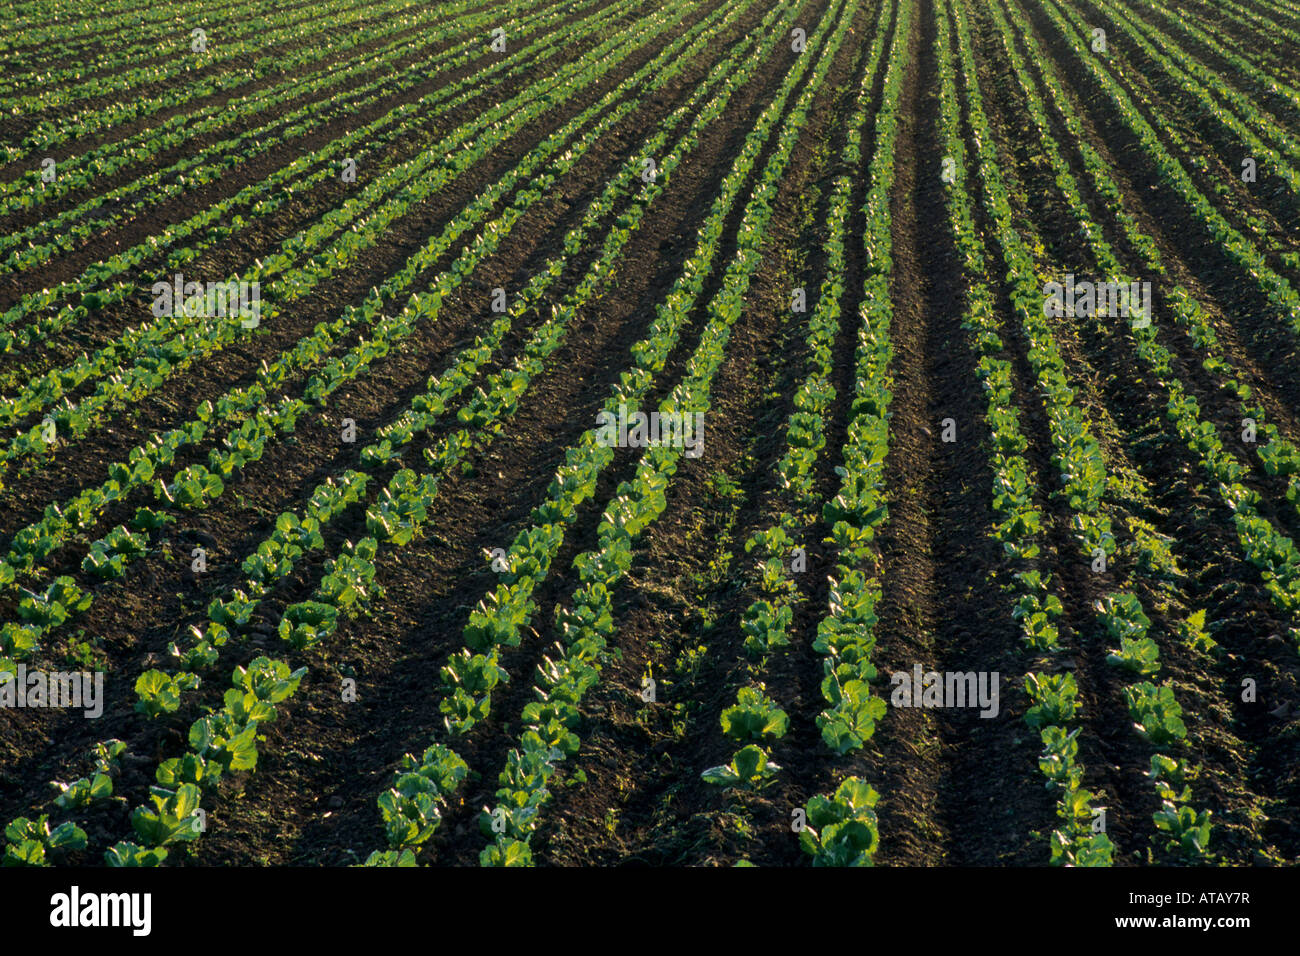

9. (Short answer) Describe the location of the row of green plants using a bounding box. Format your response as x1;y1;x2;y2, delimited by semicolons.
986;0;1186;579
1259;0;1300;20
1004;2;1300;531
476;1;865;865
802;0;912;774
1007;0;1300;634
0;0;685;642
0;0;728;671
700;0;896;818
340;1;800;842
4;0;192;52
3;0;764;865
1176;0;1300;100
695;0;896;826
445;0;840;722
360;0;800;864
0;0;565;274
370;0;779;469
0;0;445;167
974;0;1214;858
1;741;128;866
1101;594;1211;855
1;0;442;209
782;0;917;870
113;450;469;862
733;0;893;671
1242;0;1300;23
2;650;305;867
1074;0;1300;238
1;0;307;87
933;0;1107;865
162;470;371;675
2;0;393;118
1036;0;1300;341
0;0;606;372
109;657;309;864
1120;0;1300;137
1;0;362;74
0;0;616;504
0;4;603;511
434;0;821;733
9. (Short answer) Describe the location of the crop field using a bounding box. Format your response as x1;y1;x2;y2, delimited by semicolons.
0;0;1297;872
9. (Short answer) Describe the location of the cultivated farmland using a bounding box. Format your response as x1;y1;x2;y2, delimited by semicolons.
0;0;1298;869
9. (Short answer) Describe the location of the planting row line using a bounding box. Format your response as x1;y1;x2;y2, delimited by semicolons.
0;0;551;266
791;0;915;868
0;0;590;356
474;0;862;866
1037;0;1300;341
957;0;1212;858
0;0;701;666
0;0;610;477
0;0;454;165
1012;0;1300;632
933;0;1107;865
699;0;895;842
1;0;390;113
1;0;763;865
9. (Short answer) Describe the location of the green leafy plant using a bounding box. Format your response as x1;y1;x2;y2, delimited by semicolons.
740;599;792;657
16;576;90;629
1048;828;1114;867
479;837;532;867
378;783;442;850
1023;672;1080;729
1153;802;1212;857
130;784;202;846
720;687;789;743
817;673;886;753
799;777;879;866
701;744;781;789
1178;609;1216;654
1012;584;1062;651
1106;636;1161;676
1148;754;1196;804
51;772;112;810
134;669;200;717
2;815;87;866
157;463;224;509
277;600;338;649
1037;725;1083;790
361;849;417;867
1124;682;1187;746
104;842;169;867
